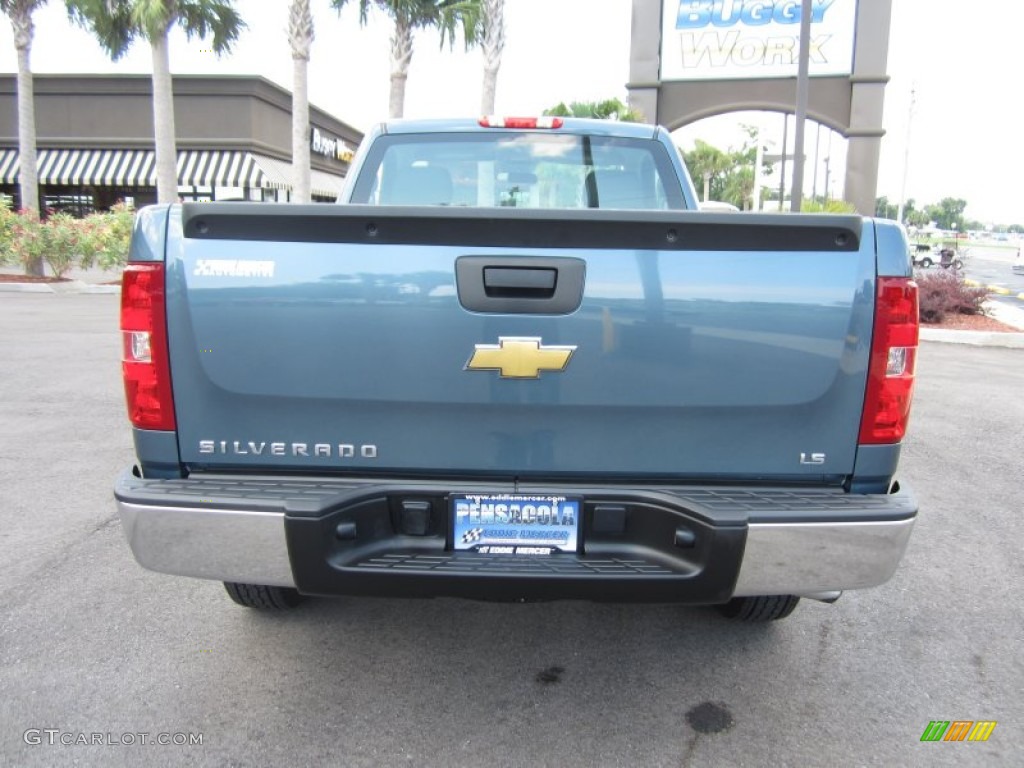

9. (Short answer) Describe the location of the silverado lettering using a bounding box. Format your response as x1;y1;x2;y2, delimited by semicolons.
198;441;378;458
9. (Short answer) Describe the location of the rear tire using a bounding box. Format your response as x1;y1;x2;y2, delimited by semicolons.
919;257;933;268
223;582;305;609
717;595;800;622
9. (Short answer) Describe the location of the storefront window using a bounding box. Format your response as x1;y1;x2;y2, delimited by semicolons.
42;191;95;217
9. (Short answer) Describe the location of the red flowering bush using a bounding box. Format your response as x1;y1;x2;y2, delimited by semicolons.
915;269;989;324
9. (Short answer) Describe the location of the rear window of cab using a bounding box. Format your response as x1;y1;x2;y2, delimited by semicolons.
349;131;686;210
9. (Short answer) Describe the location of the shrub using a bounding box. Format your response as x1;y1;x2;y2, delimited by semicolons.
41;212;84;278
915;270;989;323
78;203;134;271
97;202;135;270
0;200;134;276
0;195;16;266
5;209;47;274
5;210;86;279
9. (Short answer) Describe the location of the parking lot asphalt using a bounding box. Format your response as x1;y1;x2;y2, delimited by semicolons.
1;293;1021;768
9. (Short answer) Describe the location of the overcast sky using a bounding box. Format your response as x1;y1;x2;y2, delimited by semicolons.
2;0;1021;223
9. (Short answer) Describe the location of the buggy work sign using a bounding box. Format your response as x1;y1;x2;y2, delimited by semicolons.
660;0;858;81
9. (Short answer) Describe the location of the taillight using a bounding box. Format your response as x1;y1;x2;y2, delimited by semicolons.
859;277;918;444
121;263;176;431
478;116;564;129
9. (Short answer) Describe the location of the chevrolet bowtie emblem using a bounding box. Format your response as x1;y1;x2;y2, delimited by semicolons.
466;337;577;379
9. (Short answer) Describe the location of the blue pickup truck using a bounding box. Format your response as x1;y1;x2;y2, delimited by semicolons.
115;117;919;621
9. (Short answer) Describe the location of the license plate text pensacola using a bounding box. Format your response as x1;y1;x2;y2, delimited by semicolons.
452;494;580;554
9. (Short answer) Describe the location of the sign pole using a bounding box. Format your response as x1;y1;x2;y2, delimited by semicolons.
790;0;812;212
752;119;763;212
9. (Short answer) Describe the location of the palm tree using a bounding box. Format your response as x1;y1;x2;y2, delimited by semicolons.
544;98;643;122
335;1;482;119
722;166;754;210
289;0;313;203
68;1;245;204
479;0;502;115
1;0;46;274
684;139;732;202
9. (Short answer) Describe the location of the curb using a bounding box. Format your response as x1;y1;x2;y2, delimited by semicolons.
0;280;119;295
0;281;57;293
984;299;1024;331
920;328;1024;349
964;278;1024;301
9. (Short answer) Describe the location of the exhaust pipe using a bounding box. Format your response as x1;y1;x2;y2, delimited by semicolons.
800;591;843;604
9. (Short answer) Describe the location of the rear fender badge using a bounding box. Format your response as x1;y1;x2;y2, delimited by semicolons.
465;337;577;379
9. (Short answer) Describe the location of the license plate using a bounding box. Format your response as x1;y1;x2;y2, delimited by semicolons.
452;494;580;554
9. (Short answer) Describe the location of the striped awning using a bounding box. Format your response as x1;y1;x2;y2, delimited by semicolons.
177;151;261;188
0;148;159;187
38;149;156;186
310;169;344;200
245;153;292;190
247;154;343;199
0;149;18;184
0;148;345;195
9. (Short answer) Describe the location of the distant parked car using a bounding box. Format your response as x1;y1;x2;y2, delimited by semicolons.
699;200;740;212
911;243;935;268
912;243;965;270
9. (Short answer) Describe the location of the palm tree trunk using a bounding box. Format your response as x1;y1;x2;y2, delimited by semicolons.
480;0;504;115
389;14;413;119
14;29;38;214
12;6;41;275
292;57;311;203
150;32;179;204
290;0;314;204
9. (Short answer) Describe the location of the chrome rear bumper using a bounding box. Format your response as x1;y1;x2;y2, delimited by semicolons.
733;519;915;597
118;502;295;588
115;472;916;600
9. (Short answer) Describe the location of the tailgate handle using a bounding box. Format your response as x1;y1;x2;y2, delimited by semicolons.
483;267;557;297
456;256;585;315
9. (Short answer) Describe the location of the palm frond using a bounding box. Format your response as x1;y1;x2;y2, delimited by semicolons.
66;0;137;59
423;0;482;49
330;0;374;26
175;1;245;53
68;0;244;55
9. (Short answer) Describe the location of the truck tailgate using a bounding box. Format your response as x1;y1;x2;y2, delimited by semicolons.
166;205;873;482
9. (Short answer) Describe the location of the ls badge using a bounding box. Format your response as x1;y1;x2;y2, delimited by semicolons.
465;337;577;379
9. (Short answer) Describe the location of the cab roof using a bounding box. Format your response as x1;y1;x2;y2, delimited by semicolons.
379;117;660;140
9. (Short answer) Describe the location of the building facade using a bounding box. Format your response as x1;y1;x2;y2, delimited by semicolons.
0;74;363;214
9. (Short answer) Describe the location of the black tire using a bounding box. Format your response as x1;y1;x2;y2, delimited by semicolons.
919;257;933;268
717;595;800;622
223;582;305;609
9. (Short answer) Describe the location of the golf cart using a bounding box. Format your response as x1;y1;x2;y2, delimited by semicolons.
912;242;965;270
